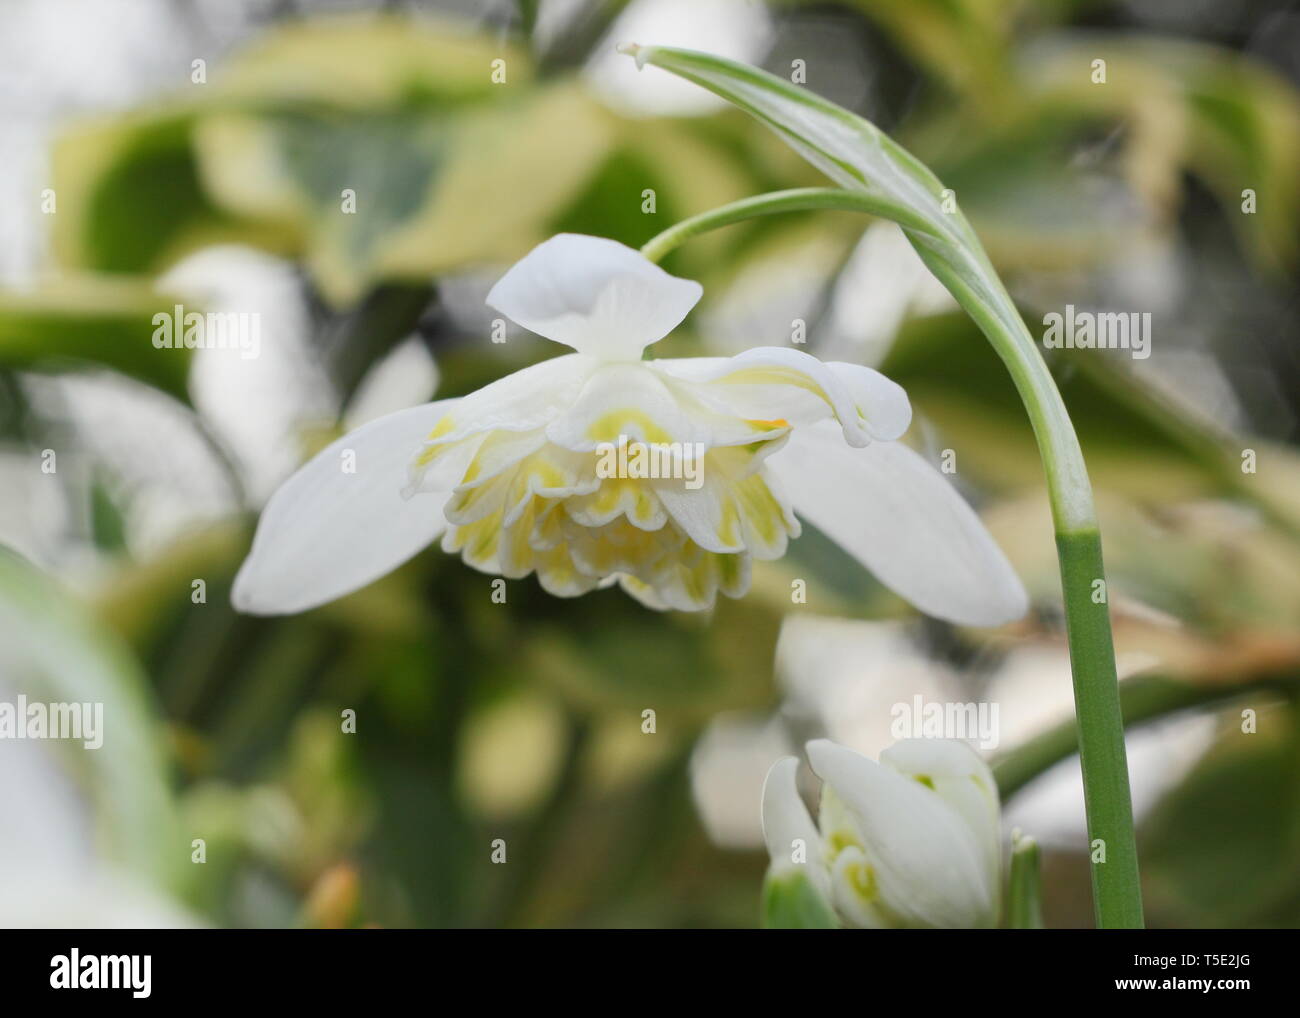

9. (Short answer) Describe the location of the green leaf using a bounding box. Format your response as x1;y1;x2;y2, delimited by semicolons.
881;310;1300;544
0;277;193;401
0;547;180;890
211;14;512;109
49;18;620;307
830;0;1019;105
761;868;839;929
51;112;242;274
915;108;1157;271
194;81;612;305
1013;34;1300;272
549;112;798;264
880;310;1218;499
51;13;519;276
1140;711;1300;927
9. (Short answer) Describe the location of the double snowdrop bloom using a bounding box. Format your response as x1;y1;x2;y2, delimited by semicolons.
232;234;1026;621
763;739;1001;928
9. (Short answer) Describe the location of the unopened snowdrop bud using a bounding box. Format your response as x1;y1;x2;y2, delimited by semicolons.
760;738;1001;928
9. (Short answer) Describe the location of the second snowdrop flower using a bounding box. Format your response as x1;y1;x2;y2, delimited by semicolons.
762;739;1002;928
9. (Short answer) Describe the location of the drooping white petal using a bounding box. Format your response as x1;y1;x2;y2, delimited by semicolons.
807;739;995;928
232;400;461;615
766;421;1028;626
485;233;702;360
761;757;830;899
651;348;910;446
880;739;1001;916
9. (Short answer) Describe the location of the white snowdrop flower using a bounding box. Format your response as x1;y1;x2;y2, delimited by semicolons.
762;739;1002;928
232;234;1026;620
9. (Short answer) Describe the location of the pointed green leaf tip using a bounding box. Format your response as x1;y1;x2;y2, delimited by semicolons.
761;869;839;930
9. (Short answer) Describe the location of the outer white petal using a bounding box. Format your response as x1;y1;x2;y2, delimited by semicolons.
766;421;1027;626
807;739;994;928
232;400;460;615
880;739;1001;917
485;233;702;360
761;757;831;900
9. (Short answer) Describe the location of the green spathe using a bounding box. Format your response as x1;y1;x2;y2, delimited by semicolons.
761;868;839;930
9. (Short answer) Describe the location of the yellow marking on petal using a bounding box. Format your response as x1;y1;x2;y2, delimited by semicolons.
463;434;547;486
415;444;446;467
469;519;500;561
632;490;657;526
446;473;509;523
461;447;492;484
427;415;456;439
500;499;540;576
415;419;460;467
718;502;742;548
444;511;503;567
530;504;563;551
586;410;673;445
744;417;789;431
845;860;879;903
733;475;783;546
531;460;568;489
826;830;856;857
720;367;828;401
595;481;623;515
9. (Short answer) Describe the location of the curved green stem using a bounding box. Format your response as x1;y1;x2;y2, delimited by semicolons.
643;189;1144;927
639;187;935;263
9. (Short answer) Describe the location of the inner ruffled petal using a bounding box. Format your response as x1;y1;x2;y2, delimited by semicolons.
409;348;914;613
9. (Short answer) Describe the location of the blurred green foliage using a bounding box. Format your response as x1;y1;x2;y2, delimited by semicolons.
1;1;1298;928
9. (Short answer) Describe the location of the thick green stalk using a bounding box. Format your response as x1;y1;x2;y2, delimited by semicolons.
1056;530;1141;927
642;189;1144;927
